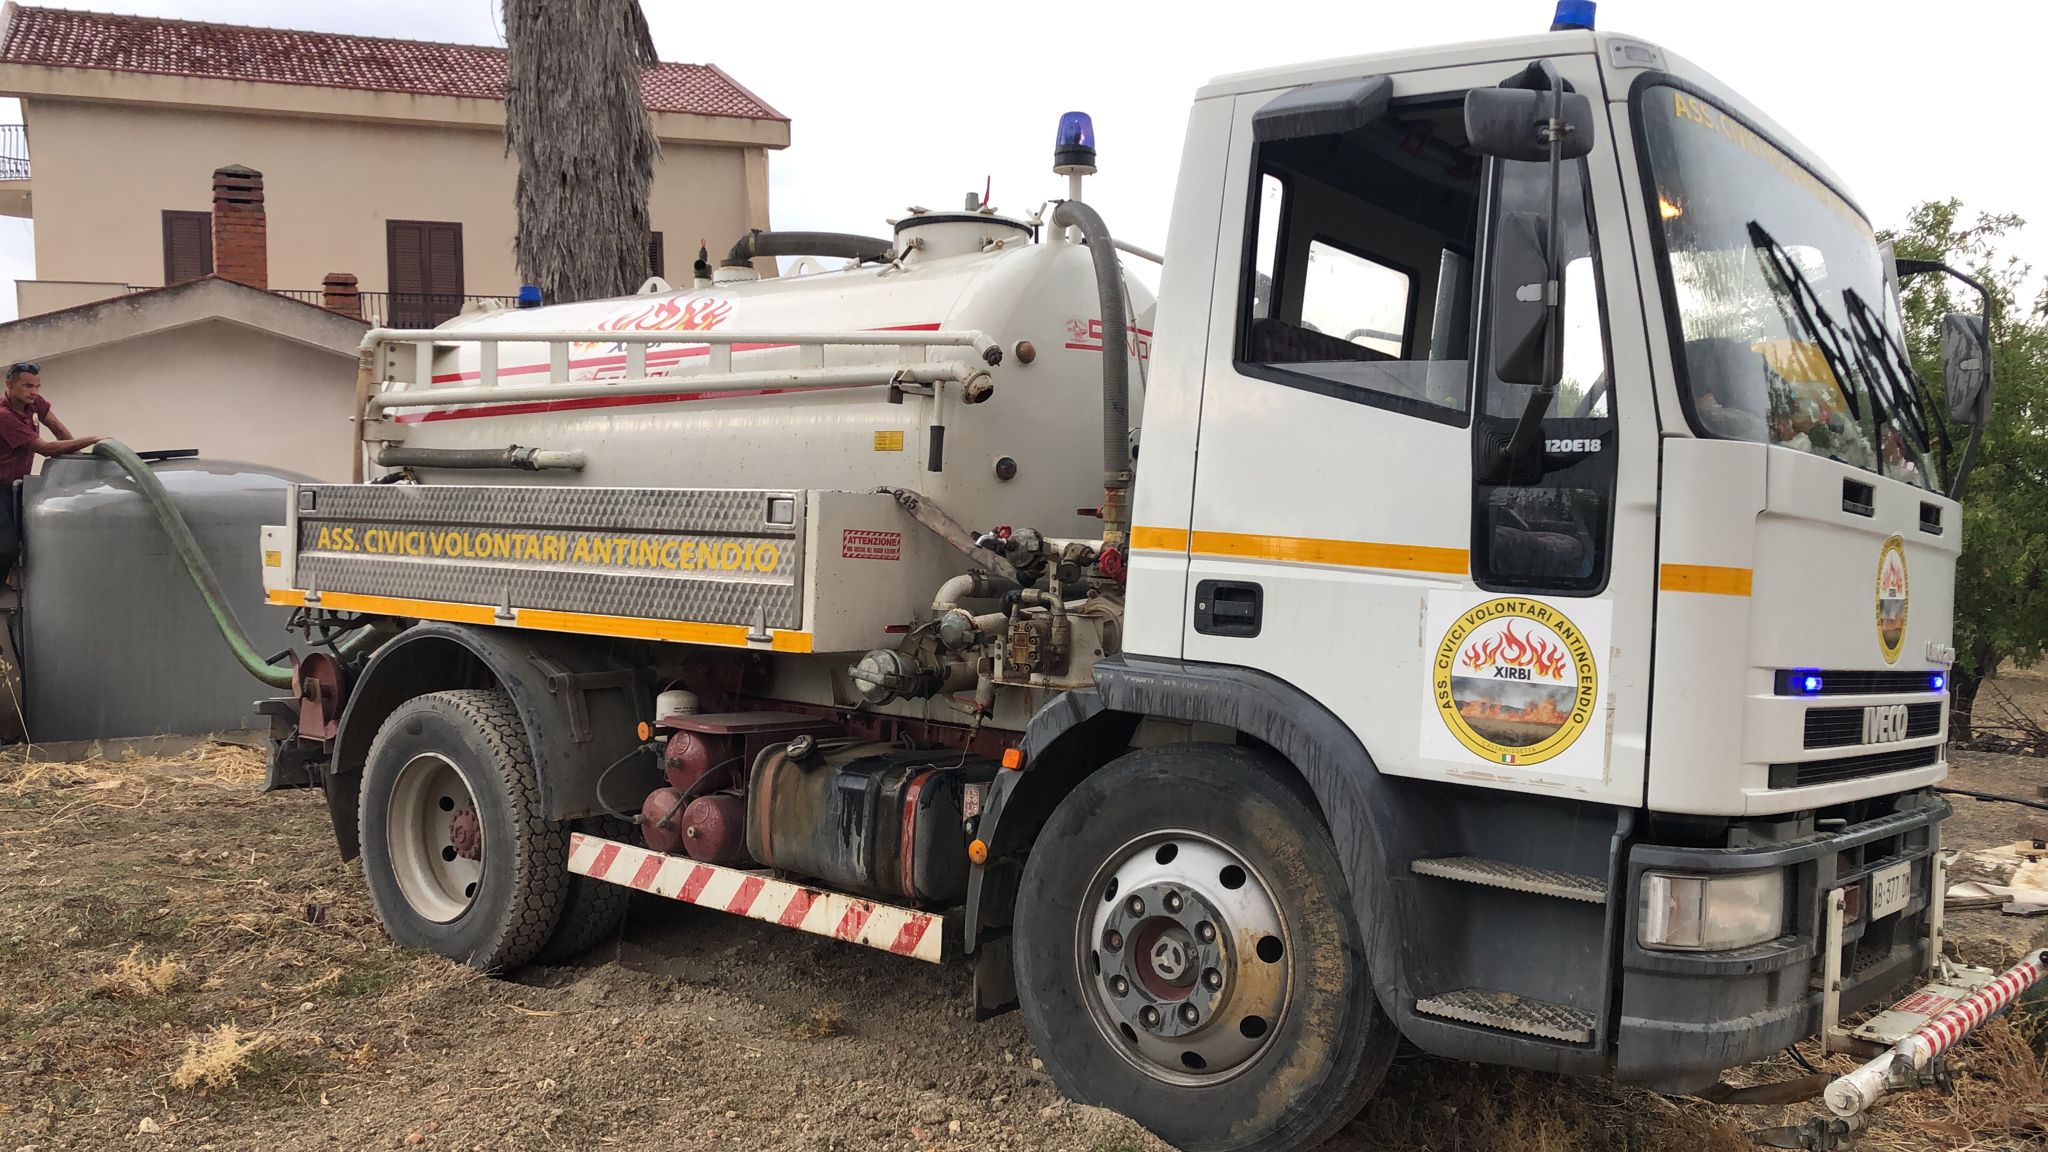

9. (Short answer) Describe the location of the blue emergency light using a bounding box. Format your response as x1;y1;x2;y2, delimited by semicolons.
517;284;543;309
1551;0;1596;30
1931;672;1947;692
1794;672;1824;695
1054;111;1097;175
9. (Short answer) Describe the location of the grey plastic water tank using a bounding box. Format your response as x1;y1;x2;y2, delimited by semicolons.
20;454;305;742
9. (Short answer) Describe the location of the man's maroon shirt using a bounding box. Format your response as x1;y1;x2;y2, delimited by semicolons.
0;394;51;486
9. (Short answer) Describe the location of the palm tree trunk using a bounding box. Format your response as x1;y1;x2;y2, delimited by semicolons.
504;0;659;305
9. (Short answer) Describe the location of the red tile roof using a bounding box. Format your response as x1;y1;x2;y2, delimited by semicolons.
0;5;785;121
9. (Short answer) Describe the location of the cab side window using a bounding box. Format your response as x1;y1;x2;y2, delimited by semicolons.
1470;157;1616;594
1238;98;1480;423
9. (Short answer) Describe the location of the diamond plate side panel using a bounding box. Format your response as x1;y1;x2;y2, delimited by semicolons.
300;484;798;535
292;484;805;630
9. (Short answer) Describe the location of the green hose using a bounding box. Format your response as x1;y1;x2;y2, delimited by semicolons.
89;439;382;690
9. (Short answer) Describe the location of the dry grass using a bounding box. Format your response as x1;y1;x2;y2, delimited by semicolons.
793;1006;848;1039
168;1023;266;1093
92;944;187;999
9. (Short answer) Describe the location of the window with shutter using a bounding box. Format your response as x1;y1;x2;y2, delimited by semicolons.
387;219;465;327
648;231;665;279
162;210;213;284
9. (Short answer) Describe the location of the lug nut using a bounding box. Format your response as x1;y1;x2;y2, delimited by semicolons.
1140;1005;1161;1029
1125;894;1145;917
1179;1003;1199;1025
1110;975;1129;997
1164;891;1184;913
1104;929;1123;952
1203;968;1222;991
1197;921;1216;943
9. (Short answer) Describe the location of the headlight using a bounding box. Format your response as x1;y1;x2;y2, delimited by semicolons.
1638;869;1785;951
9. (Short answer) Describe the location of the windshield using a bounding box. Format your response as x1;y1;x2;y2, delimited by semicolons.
1638;84;1940;489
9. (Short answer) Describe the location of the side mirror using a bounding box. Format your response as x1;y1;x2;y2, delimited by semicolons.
1941;311;1993;424
1464;87;1595;163
1492;212;1552;385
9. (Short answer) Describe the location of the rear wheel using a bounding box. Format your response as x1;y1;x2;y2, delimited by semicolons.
536;816;633;964
358;689;567;971
1013;743;1397;1152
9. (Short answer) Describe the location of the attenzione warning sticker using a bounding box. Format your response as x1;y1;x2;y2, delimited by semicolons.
841;529;902;561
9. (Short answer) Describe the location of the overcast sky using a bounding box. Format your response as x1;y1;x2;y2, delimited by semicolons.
1;0;2040;318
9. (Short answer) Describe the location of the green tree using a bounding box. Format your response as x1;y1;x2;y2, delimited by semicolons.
1880;201;2048;736
503;0;659;305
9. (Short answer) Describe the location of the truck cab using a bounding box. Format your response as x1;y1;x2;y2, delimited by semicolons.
1099;21;1960;1095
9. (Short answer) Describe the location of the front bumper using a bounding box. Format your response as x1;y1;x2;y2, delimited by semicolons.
1614;792;1947;1090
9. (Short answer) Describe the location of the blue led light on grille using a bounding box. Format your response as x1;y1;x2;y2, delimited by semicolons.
1796;672;1824;695
1931;672;1947;692
1551;0;1596;30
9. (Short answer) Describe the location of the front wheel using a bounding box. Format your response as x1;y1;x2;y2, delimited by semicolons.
1013;743;1398;1152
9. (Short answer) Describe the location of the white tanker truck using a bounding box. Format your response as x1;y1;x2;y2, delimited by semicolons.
218;6;2043;1148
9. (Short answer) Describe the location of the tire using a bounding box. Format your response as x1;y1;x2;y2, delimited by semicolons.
1013;743;1398;1152
358;689;567;972
535;816;633;964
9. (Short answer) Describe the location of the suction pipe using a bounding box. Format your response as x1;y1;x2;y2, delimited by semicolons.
87;440;383;690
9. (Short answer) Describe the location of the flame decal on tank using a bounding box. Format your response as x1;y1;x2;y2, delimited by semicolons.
597;295;734;335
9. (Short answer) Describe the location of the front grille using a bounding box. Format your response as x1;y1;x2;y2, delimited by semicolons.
1774;669;1941;696
1804;702;1943;749
1769;744;1942;789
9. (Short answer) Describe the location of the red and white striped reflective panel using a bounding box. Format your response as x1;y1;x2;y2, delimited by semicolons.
1906;949;2047;1060
566;833;947;963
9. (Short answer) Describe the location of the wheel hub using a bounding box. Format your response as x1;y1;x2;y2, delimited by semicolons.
1084;833;1291;1082
385;753;485;923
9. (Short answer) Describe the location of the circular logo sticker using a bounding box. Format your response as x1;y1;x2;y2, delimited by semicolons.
1876;535;1909;665
1432;598;1598;766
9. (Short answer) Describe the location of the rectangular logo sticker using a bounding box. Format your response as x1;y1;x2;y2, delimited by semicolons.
842;529;901;561
872;430;905;452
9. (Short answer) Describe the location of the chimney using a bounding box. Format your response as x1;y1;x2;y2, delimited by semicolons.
211;164;266;290
321;272;361;318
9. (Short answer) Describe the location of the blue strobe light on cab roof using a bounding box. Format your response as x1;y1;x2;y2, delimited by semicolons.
1054;111;1097;175
1552;0;1596;30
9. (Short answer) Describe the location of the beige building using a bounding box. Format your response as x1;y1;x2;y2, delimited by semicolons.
0;3;788;320
0;276;368;480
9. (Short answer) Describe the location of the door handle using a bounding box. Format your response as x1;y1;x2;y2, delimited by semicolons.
1194;580;1263;638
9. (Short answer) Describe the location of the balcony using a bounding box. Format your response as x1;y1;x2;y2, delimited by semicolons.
14;281;515;323
0;124;27;181
269;289;517;328
0;125;29;218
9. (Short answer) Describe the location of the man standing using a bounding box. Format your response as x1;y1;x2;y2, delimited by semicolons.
0;361;100;581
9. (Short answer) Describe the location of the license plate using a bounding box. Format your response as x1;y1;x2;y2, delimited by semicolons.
1867;860;1913;921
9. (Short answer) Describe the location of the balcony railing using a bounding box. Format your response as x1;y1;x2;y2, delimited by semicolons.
270;289;517;327
0;125;27;181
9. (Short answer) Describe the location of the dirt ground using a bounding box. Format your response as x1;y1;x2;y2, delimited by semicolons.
1;681;2044;1152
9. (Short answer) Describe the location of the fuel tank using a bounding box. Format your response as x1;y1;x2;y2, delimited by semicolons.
746;741;998;905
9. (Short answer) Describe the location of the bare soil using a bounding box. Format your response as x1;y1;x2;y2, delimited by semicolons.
1;680;2043;1152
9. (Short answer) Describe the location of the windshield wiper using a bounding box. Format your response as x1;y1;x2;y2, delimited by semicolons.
1841;287;1948;476
1746;221;1863;421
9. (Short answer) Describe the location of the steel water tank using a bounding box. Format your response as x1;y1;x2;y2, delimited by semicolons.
20;453;303;742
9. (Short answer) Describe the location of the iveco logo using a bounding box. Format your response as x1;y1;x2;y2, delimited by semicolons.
1863;704;1910;744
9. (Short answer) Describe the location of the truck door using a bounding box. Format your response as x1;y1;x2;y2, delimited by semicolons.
1176;57;1658;807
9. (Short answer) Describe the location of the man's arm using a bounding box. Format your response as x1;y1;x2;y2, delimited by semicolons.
40;410;73;440
32;434;101;457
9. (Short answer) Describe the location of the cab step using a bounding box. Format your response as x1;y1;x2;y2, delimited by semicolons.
1415;988;1596;1043
1410;855;1607;903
